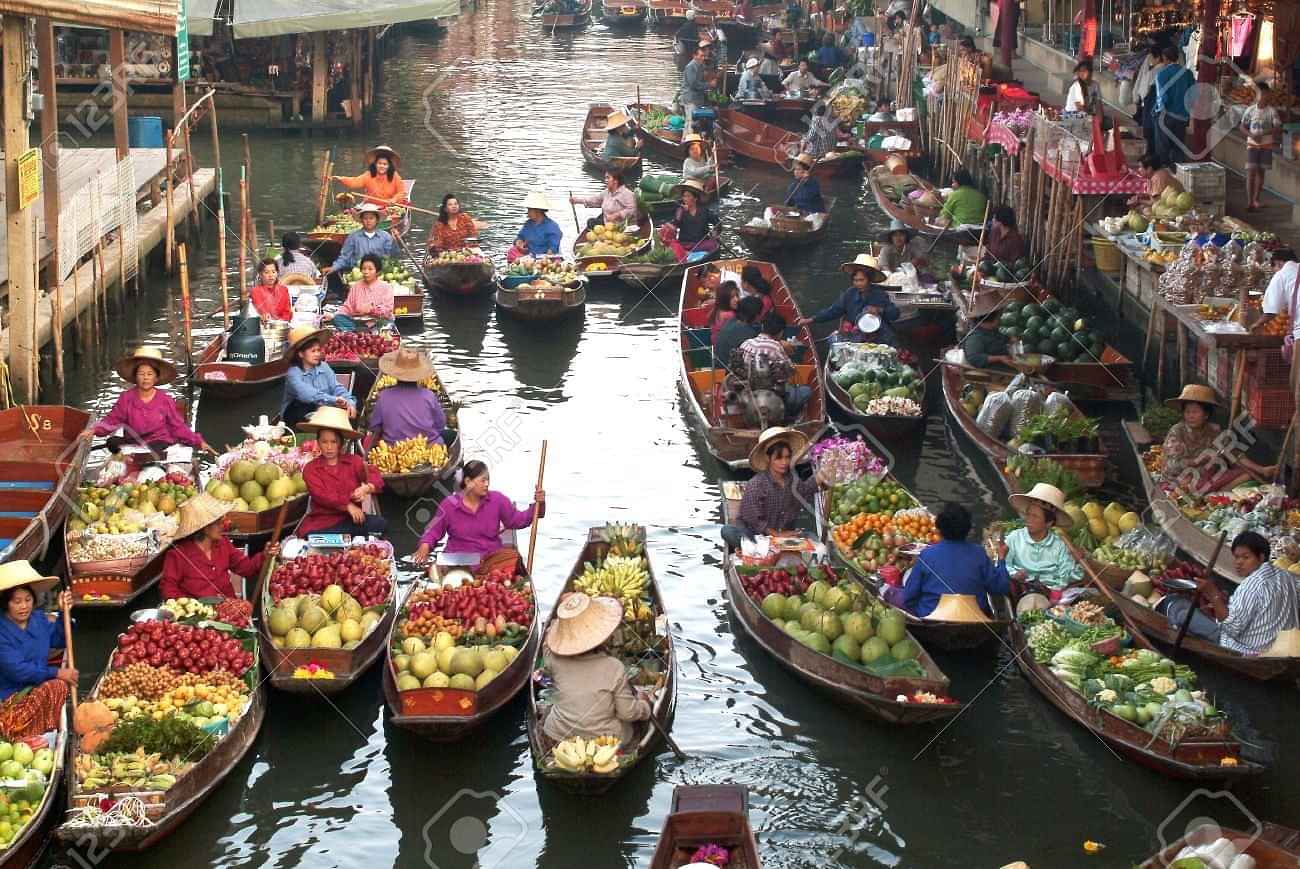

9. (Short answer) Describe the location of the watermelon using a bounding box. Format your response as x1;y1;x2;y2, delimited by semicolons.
1022;303;1042;318
1051;326;1069;343
1024;315;1044;332
1038;338;1056;354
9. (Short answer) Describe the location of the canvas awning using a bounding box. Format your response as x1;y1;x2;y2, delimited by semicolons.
188;0;220;37
220;0;457;38
0;0;177;34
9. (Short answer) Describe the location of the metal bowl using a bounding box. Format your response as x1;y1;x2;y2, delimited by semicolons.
130;607;174;624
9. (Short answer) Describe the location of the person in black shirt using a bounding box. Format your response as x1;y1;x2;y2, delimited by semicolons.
714;296;764;370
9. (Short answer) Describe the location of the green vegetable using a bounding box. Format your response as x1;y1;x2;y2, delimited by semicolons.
1140;406;1181;441
1007;455;1084;500
99;713;216;760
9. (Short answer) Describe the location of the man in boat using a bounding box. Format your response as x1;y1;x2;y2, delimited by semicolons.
323;204;399;299
721;427;827;550
782;58;827;96
570;171;638;230
902;503;1010;618
600;111;641;163
960;308;1014;369
784;152;826;214
513;191;563;259
876;219;929;273
675;9;700;49
799;102;845;161
799;255;899;346
735;312;811;420
681;43;714;134
713;295;764;370
736;57;774;102
1157;531;1300;656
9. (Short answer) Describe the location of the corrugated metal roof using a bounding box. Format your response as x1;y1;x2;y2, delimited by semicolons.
0;0;178;34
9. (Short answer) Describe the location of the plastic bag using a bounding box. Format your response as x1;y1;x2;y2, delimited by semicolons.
1009;389;1044;437
1006;372;1028;392
1043;391;1076;418
976;391;1013;438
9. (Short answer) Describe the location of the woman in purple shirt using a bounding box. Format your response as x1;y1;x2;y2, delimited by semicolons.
93;347;212;455
369;349;449;446
411;460;545;563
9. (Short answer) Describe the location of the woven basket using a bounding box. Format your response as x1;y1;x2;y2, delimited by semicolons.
769;210;810;233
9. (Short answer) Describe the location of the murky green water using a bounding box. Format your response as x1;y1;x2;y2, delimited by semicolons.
42;5;1299;868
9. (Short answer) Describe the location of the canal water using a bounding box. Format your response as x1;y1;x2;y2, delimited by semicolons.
46;4;1298;868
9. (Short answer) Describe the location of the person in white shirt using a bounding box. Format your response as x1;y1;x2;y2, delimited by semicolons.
1064;59;1098;114
782;59;827;96
736;57;773;102
1239;83;1283;211
1259;252;1300;335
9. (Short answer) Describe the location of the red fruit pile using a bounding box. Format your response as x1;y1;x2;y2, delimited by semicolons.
215;598;253;628
113;621;254;675
740;564;811;604
269;544;393;607
324;331;400;361
410;574;533;628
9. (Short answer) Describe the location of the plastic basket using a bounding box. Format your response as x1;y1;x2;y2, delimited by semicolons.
1246;378;1295;429
1091;237;1122;274
1251;349;1290;387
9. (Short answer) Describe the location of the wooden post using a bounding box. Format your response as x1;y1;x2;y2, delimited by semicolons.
165;130;175;272
350;31;362;129
177;86;200;238
35;19;60;291
316;147;333;225
365;28;376;116
311;32;327;124
208;95;223;171
49;289;63;403
242;134;259;256
179;243;193;373
238;166;248;306
5;17;37;404
216;168;229;330
109;30;130;159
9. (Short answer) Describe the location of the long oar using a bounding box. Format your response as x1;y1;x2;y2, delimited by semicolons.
568;191;583;237
61;592;77;709
648;710;686;760
526;441;549;576
251;501;293;602
1173;532;1227;654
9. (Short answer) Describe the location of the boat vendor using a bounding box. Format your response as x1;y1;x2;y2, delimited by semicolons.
720;427;826;549
94;347;214;455
570;171;638;230
814;34;846;72
1159;385;1275;494
784;153;826;214
322;203;399;296
782;59;827;95
736;313;812;419
1127;155;1184;208
736;57;774;101
411;460;545;563
512;191;563;261
161;494;278;601
1004;483;1083;592
961;309;1014;369
985;205;1026;265
541;592;652;747
799;255;899;346
740;263;776;318
281;326;357;428
296;406;387;538
681;134;716;182
938;169;988;229
252;258;294;322
326;253;394;330
601;111;641;163
1157;531;1300;656
876;219;929;273
0;562;75;701
901;503;1010;618
799;103;843;160
681;43;714;134
331;145;408;208
367;349;449;447
429;193;488;254
661;180;719;262
278;231;321;280
713;296;763;370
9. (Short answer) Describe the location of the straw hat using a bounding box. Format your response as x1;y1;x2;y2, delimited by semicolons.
838;253;887;283
378;347;435;383
927;594;991;623
174;492;233;540
792;152;817;170
698;34;715;46
604;111;632;132
745;57;760;69
285;325;330;360
545;592;623;656
363;144;400;170
681;133;704;146
282;274;318;287
749;426;810;472
296;405;361;440
0;561;58;594
356;203;383;215
523;191;552;212
880;218;915;243
1008;483;1073;529
1164;383;1219;411
671;178;708;200
114;347;178;386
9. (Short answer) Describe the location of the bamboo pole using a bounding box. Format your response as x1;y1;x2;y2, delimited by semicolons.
316;147;332;226
525;441;549;576
239;166;249;308
165;130;175;273
179;243;193;375
216;168;230;330
243;134;259;258
50;288;64;403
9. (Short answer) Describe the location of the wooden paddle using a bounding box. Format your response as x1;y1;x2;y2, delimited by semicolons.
526;441;549;576
250;501;293;602
61;591;77;709
1173;531;1228;654
647;708;686;760
567;191;583;236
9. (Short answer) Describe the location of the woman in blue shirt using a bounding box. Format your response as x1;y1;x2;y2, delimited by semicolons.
785;153;827;213
0;562;75;700
280;326;357;428
513;191;563;259
799;255;899;345
902;504;1010;618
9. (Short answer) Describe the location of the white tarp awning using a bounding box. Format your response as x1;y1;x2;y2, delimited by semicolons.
188;0;220;37
231;0;457;38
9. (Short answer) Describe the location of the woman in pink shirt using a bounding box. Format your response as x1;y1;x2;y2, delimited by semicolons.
411;460;545;563
93;347;212;455
708;281;739;341
327;253;394;331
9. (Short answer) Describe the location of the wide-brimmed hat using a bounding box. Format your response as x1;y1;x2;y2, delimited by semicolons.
681;133;705;147
839;253;887;283
792;152;817;170
286;325;331;359
523;191;552;212
604;111;632;132
749;426;810;471
671;178;708;200
0;561;58;594
880;218;915;243
927;594;991;623
545;592;623;656
1009;483;1073;529
282;274;318;288
175;492;234;539
745;57;760;69
296;405;360;440
355;203;383;215
378;347;435;383
1164;383;1219;411
363;145;400;169
114;347;178;386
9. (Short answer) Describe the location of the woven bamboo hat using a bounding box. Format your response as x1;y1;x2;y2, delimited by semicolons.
1008;483;1073;529
880;218;915;243
838;253;887;283
681;133;704;146
0;561;58;594
792;152;817;170
114;347;178;386
378;347;435;383
285;325;330;360
545;592;623;656
282;274;318;287
670;178;708;200
604;111;632;131
175;493;234;540
749;426;810;472
296;406;360;440
364;145;400;169
523;191;552;211
355;203;383;215
1164;383;1219;411
927;594;991;623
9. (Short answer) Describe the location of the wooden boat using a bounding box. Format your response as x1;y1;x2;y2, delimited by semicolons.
358;372;461;499
627;102;731;163
323;325;399;400
639;176;732;219
193;333;291;399
258;540;398;695
867;166;979;244
528;525;676;794
56;625;265;851
598;0;646;24
693;0;757;37
822;349;924;442
226;495;309;546
649;785;763;869
949;274;1035;320
539;0;592;28
1123;421;1238;587
1141;822;1300;868
495;277;588;321
716;109;863;178
678;259;824;469
303;180;416;259
1008;609;1264;781
423;249;496;297
735;199;835;250
646;0;690;21
0;406;91;566
858;118;923;166
616;248;721;291
581;103;644;176
0;691;67;869
392;289;424;324
734;95;816;122
382;543;539;741
573;215;653;278
939;361;1107;492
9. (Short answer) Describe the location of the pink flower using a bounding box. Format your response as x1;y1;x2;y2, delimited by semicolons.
689;843;730;866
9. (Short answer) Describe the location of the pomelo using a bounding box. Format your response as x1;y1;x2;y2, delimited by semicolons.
890;638;918;661
761;593;787;621
842;612;874;643
449;673;476;690
833;634;861;661
876;610;906;645
397;674;421;691
816;611;843;641
860;636;890;663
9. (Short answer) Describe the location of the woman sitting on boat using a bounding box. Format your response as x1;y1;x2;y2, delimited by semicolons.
681;135;716;183
785;152;826;214
94;347;214;455
709;280;740;341
161;494;278;601
721;427;825;549
332;145;408;209
326;253;394;331
736;57;774;101
411;460;544;563
739;264;776;318
661;180;719;262
1160;385;1276;494
278;231;320;280
570;172;638;230
542;592;652;747
602;111;641;163
429;193;487;254
938;169;988;229
985;205;1026;265
281;326;357;428
0;562;75;701
296;407;387;538
902;503;1010;618
799;256;899;346
877;220;929;273
368;349;449;447
251;259;293;322
512;192;563;262
1004;483;1083;593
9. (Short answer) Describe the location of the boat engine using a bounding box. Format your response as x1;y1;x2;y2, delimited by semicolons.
724;355;788;428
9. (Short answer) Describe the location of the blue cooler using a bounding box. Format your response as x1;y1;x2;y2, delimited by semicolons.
127;116;164;148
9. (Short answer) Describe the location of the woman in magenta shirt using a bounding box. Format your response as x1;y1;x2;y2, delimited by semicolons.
93;347;212;454
411;460;545;563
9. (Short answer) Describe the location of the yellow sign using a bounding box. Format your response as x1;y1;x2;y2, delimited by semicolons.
16;149;41;210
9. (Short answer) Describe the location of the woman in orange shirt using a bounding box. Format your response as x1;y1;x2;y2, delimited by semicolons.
428;193;488;254
333;145;408;208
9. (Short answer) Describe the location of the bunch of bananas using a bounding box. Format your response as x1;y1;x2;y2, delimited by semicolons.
370;436;449;474
600;522;644;558
550;735;621;774
575;556;652;621
76;749;179;792
373;372;442;394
